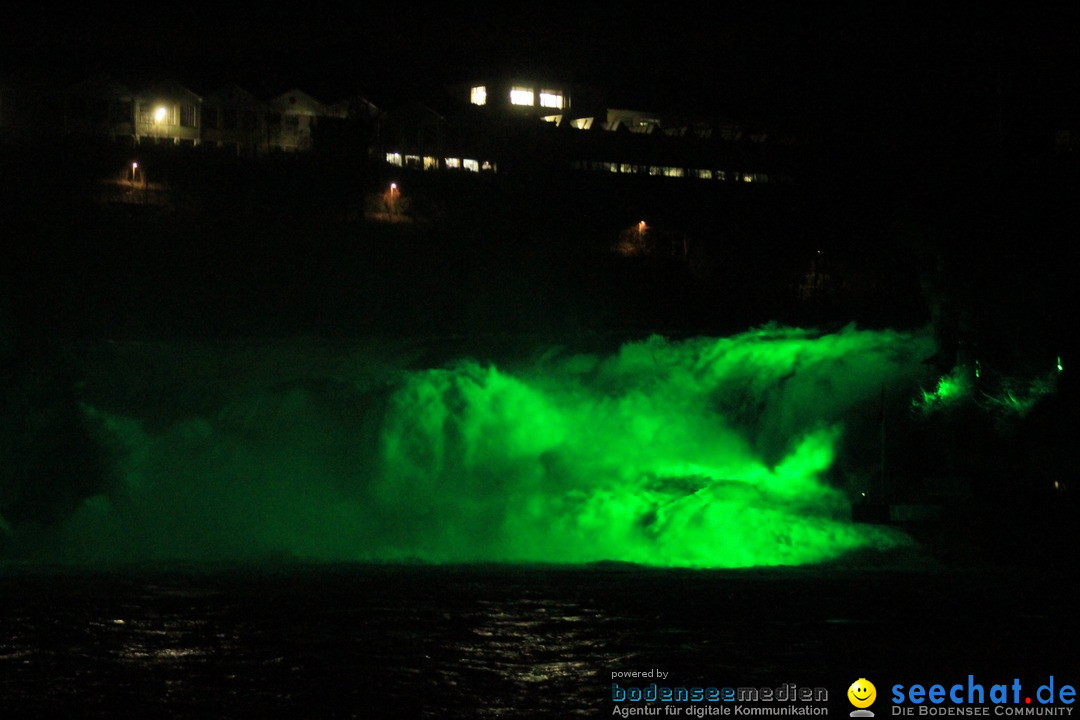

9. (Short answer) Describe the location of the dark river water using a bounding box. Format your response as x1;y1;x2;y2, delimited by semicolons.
2;563;1077;718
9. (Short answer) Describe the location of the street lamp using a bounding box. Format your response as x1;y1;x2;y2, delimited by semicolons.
131;162;138;184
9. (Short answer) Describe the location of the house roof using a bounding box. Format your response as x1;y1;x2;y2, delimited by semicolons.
203;83;262;108
136;80;202;103
326;94;380;120
268;89;326;115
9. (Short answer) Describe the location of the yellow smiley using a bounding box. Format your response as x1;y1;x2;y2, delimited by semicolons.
848;679;877;708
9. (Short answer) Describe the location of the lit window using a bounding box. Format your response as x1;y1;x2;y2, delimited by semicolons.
570;117;593;130
481;161;494;172
540;115;561;124
423;156;438;170
539;90;564;109
153;106;169;124
470;86;487;106
444;157;461;169
463;159;480;172
404;155;421;168
386;152;402;166
691;169;712;179
509;87;534;106
619;164;638;174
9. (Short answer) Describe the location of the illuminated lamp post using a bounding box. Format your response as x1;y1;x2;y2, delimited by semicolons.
388;182;398;216
131;161;138;185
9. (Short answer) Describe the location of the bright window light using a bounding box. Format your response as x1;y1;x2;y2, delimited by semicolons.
463;158;480;172
386;152;402;166
539;91;564;109
509;87;534;106
154;106;168;123
470;86;487;106
444;157;461;168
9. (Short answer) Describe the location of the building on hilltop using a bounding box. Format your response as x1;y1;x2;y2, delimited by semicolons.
375;75;779;183
267;89;342;153
202;84;266;156
134;80;202;147
39;77;374;155
61;75;135;145
454;76;605;128
8;70;782;181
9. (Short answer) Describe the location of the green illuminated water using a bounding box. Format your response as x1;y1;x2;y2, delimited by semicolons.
10;326;936;567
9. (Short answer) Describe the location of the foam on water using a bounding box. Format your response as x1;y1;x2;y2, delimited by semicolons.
10;325;933;566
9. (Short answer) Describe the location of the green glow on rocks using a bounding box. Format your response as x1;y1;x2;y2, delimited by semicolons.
913;369;973;415
913;361;1057;428
981;375;1056;420
24;325;934;567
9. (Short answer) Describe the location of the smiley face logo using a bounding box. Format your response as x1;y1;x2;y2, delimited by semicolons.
848;678;877;709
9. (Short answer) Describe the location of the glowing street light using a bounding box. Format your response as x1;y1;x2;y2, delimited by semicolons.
387;182;400;216
131;161;138;184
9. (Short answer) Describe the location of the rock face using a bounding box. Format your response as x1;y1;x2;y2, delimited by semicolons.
0;301;104;533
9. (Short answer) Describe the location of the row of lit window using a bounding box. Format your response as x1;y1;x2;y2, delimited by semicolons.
385;152;765;181
556;116;715;137
572;161;768;182
386;153;496;173
470;85;565;109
